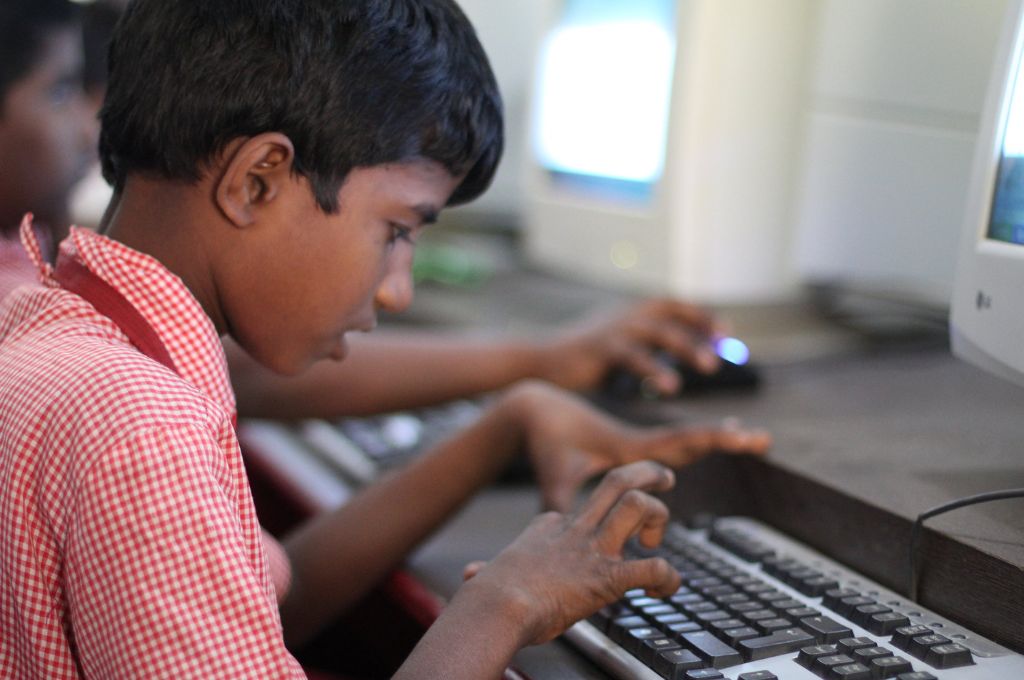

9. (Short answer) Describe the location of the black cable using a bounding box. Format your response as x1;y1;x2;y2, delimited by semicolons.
908;488;1024;602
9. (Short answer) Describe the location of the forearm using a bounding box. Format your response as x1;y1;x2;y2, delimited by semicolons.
277;390;527;646
230;331;548;418
392;577;530;680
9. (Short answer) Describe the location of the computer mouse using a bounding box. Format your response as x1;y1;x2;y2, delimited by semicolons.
604;336;761;399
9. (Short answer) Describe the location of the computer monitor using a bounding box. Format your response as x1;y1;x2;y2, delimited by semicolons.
523;1;812;303
950;0;1024;387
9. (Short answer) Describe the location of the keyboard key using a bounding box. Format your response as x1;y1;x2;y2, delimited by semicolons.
869;655;913;677
707;617;745;632
822;588;861;611
738;627;816;661
795;576;840;597
667;621;704;635
715;593;751;605
701;585;738;598
743;583;776;594
924;643;973;669
728;601;764;614
835;637;875;653
608;616;647;643
783;567;820;586
851;646;892;663
694;610;731;623
679;631;744;668
642;604;678;618
653;612;691;632
624;627;665;655
833;596;875;618
784;606;820;619
799;615;853;643
849;604;892;627
905;634;949;660
653;648;703;679
812;654;856;675
684;670;724;680
771;599;806;611
753;617;793;635
719;626;761;646
639;637;681;666
709;526;776;562
589;603;631;631
672;593;706;606
761;556;802;577
631;596;664;609
682;601;719;614
737;672;777;680
829;662;872;679
741;609;777;623
866;612;911;635
796;644;839;667
896;673;937;680
889;626;932;651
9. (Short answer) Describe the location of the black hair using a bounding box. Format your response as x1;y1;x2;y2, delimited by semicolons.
0;0;82;108
99;0;504;211
82;1;123;94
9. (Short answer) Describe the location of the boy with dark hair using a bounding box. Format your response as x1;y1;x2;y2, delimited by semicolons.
0;0;769;676
0;0;96;284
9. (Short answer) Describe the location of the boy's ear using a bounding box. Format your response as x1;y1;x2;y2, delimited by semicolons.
215;132;296;228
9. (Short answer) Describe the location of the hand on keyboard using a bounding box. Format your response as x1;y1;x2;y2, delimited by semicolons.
510;381;771;512
458;461;683;646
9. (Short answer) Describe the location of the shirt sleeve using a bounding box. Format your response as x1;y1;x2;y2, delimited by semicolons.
63;423;306;679
262;528;294;604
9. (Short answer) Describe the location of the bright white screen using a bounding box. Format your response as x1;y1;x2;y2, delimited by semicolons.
533;0;676;184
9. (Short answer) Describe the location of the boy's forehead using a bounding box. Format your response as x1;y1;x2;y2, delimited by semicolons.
347;160;461;209
31;27;84;78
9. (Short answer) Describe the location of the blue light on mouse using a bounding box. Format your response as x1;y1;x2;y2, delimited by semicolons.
715;337;750;366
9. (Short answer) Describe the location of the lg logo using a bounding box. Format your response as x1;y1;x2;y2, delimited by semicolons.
977;290;993;310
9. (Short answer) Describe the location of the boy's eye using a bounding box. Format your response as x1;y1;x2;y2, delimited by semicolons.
389;224;415;245
47;79;78;108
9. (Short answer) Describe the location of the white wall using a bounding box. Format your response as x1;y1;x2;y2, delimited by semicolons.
792;0;1009;308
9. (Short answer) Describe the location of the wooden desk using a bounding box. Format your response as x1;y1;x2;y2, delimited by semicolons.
245;247;1024;675
407;346;1024;678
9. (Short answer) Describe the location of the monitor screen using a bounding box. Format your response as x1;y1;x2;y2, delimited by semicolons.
987;55;1024;246
532;0;676;187
950;0;1024;386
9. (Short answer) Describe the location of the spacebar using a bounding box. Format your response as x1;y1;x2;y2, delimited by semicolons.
679;631;743;668
738;628;816;661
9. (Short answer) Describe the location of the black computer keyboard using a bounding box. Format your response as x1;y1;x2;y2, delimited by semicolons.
567;517;1024;680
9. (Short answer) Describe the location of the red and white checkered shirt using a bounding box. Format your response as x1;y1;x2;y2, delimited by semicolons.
0;216;305;678
0;226;49;305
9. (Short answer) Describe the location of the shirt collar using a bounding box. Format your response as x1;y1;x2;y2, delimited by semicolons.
21;215;237;419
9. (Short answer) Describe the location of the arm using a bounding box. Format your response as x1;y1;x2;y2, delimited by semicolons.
229;330;547;418
394;462;683;679
230;298;725;419
277;381;770;646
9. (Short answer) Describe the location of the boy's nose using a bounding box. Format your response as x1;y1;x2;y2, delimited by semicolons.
375;269;414;313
